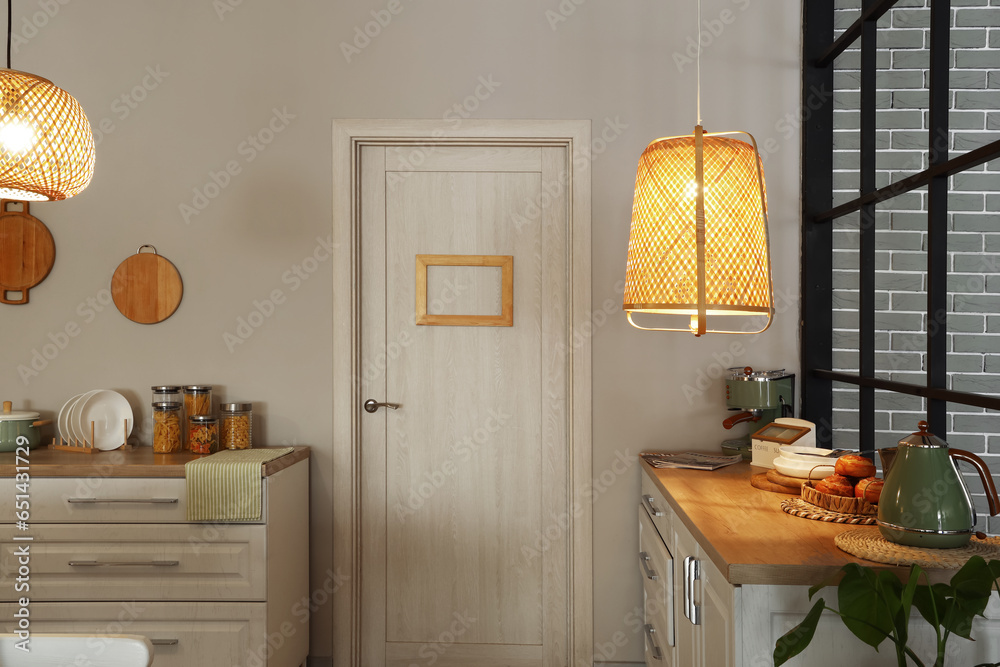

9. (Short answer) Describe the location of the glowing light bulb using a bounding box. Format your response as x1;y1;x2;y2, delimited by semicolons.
0;122;36;154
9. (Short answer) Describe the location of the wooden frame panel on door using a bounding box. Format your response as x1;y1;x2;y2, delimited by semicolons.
331;120;592;667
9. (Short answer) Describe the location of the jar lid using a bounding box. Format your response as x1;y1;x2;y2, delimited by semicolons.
189;414;217;423
221;402;252;412
898;420;948;449
152;386;181;392
152;401;182;410
0;410;40;421
184;385;212;392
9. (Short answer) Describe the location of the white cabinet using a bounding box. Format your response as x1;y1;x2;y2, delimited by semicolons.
640;464;1000;667
0;455;309;667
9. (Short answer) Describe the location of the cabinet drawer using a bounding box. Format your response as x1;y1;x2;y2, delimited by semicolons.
0;601;273;667
639;505;673;666
641;469;672;543
0;476;266;524
0;523;266;601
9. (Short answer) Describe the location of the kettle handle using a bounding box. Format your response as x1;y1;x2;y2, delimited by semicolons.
951;449;1000;516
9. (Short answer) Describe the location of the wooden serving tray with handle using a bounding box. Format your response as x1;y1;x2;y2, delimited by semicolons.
0;200;55;304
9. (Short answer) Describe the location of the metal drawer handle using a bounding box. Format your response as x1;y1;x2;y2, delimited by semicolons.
150;639;179;646
639;551;659;581
68;498;179;504
643;623;663;661
683;556;701;626
69;560;180;567
641;494;664;517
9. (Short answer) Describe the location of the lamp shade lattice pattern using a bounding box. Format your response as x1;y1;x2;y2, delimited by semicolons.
623;130;772;333
0;69;95;201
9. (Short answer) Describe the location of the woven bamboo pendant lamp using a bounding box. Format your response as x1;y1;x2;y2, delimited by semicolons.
623;125;773;336
0;1;94;201
623;1;772;337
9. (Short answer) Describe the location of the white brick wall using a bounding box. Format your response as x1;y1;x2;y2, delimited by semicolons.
830;0;1000;533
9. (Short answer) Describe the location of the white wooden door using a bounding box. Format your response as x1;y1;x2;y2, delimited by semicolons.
333;121;592;667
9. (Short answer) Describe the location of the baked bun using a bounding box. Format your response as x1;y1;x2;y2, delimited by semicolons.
835;454;876;478
855;476;884;504
815;474;855;497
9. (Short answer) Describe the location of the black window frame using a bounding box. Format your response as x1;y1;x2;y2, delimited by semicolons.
801;0;1000;455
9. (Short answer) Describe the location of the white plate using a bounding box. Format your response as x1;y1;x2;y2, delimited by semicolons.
773;456;835;479
76;390;133;450
58;393;84;442
68;389;100;444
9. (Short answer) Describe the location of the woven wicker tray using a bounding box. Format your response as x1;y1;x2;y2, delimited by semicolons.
835;528;1000;568
781;497;878;525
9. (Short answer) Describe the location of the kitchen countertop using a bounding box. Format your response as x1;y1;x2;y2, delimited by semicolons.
642;459;952;587
0;445;309;478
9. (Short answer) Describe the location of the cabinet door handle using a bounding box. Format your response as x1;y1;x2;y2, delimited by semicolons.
67;498;179;504
150;639;179;646
641;494;664;517
639;551;659;581
683;556;701;626
69;560;180;567
643;624;664;661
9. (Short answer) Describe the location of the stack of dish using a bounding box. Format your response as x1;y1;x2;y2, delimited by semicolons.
772;446;837;479
57;390;133;450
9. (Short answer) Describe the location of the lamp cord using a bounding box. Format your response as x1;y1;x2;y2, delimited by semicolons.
6;0;10;69
696;0;701;125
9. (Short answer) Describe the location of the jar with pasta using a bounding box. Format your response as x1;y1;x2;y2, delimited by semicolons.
152;402;183;453
188;414;219;455
183;386;213;450
221;402;252;450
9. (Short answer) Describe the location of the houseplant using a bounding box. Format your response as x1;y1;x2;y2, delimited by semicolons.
773;556;1000;667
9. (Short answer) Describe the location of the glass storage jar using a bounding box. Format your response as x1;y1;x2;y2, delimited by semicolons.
151;386;181;406
183;385;213;416
221;402;252;450
152;402;183;453
188;414;219;455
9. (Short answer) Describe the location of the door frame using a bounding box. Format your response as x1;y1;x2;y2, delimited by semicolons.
331;119;592;667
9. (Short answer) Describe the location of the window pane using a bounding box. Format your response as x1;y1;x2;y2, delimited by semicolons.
832;211;860;374
831;380;860;449
948;187;998;401
877;7;926;184
876;192;927;388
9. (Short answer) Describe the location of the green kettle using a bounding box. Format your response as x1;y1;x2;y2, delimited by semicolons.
877;421;1000;548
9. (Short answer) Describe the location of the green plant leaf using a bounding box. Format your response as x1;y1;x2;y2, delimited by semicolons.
913;582;948;630
774;599;826;666
808;568;844;600
838;563;895;648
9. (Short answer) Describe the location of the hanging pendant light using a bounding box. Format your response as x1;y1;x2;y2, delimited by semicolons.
0;2;94;201
623;2;772;337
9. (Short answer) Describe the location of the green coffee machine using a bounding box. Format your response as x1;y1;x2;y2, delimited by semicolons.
721;366;795;457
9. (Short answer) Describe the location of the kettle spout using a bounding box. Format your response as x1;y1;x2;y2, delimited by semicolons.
723;410;761;430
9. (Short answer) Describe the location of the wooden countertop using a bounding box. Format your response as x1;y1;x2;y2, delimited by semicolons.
642;459;944;587
0;445;310;478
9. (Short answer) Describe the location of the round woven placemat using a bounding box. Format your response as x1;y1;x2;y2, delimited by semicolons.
780;497;878;525
835;528;1000;567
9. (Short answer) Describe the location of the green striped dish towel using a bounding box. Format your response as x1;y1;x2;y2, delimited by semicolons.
185;448;294;521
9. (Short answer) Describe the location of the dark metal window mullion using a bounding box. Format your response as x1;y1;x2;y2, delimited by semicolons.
858;3;878;457
926;0;950;435
801;0;835;447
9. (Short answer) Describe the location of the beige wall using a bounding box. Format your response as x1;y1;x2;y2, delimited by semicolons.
3;1;800;662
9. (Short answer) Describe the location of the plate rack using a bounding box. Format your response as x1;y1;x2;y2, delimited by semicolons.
50;420;131;454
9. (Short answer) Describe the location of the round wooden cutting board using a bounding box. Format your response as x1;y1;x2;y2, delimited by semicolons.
0;201;55;304
111;245;183;324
